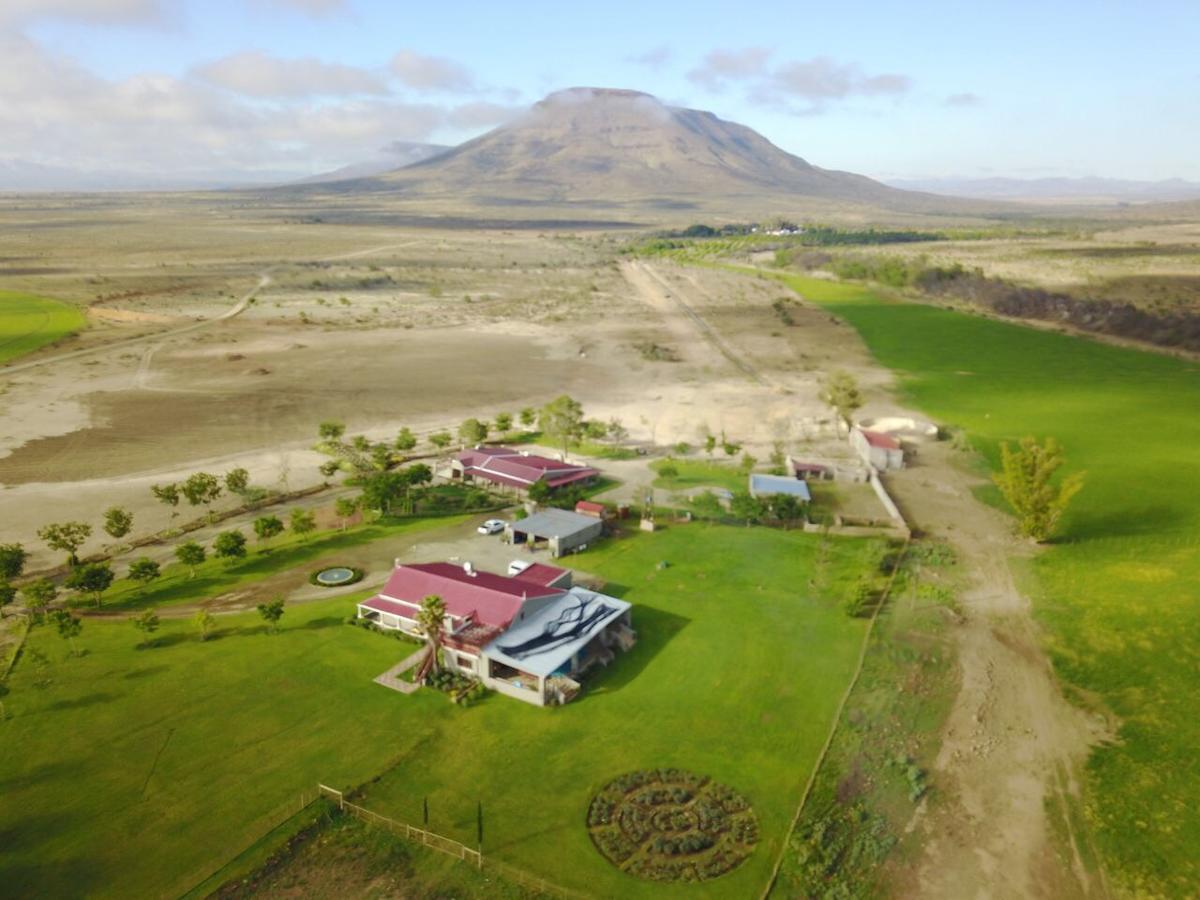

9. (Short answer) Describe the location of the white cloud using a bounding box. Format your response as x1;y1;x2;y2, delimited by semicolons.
945;92;983;108
626;45;672;69
687;47;771;89
390;49;475;92
770;57;910;101
0;0;164;25
193;51;388;98
252;0;348;14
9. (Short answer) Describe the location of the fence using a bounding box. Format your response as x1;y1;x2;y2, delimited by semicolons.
316;785;584;898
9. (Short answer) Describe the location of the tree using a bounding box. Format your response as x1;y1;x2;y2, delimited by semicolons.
351;434;371;452
289;508;316;540
334;496;360;531
49;609;83;655
458;417;488;448
539;395;585;456
415;594;447;678
394;426;417;452
151;482;180;510
213;530;247;565
66;562;114;607
256;597;286;633
103;506;134;540
730;492;766;526
493;412;513;435
131;608;160;647
819;370;864;428
175;541;206;578
318;421;345;442
0;583;15;619
181;472;222;508
22;578;57;622
527;479;552;503
37;522;92;567
318;459;342;479
993;437;1084;542
224;467;250;497
658;461;679;480
769;441;787;475
722;439;742;457
0;543;28;581
583;420;608;442
370;443;394;471
127;557;161;592
193;608;216;641
608;418;629;445
771;494;805;530
361;471;406;517
429;431;453;453
518;407;537;429
739;452;757;474
253;515;284;547
704;434;717;457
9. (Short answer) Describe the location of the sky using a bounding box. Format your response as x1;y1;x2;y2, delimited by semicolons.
2;0;1198;188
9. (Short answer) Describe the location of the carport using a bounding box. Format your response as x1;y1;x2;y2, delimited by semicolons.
505;508;604;557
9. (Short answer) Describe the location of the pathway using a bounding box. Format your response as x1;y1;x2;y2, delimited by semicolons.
373;646;429;694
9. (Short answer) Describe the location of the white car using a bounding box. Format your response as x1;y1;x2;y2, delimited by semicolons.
507;559;532;577
477;519;506;535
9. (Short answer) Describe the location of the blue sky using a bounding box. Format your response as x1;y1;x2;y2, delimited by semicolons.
4;0;1198;185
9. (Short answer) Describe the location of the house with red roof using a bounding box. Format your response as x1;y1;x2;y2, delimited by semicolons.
357;560;634;706
451;446;598;493
850;427;905;471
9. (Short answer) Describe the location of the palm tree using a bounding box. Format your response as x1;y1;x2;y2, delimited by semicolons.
416;594;447;679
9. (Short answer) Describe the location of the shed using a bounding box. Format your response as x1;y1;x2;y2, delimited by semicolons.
506;508;604;557
748;473;813;501
850;427;905;471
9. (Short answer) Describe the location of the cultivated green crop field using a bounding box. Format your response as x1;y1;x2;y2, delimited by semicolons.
0;290;86;364
767;271;1200;896
2;522;879;898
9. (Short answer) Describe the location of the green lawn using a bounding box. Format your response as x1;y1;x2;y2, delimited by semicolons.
760;270;1200;897
0;290;86;364
651;458;747;494
1;523;881;898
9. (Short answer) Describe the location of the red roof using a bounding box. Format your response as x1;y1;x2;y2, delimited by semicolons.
371;562;562;629
457;447;598;490
575;500;606;516
512;562;570;587
861;430;901;450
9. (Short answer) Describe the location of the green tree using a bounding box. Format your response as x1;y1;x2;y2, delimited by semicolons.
38;522;92;567
770;494;805;530
370;443;394;471
993;437;1085;542
193;608;216;641
539;394;585;456
131;608;160;647
609;418;630;445
658;461;679;480
739;452;757;474
351;435;371;452
256;597;286;633
49;609;83;655
0;582;15;619
224;467;250;497
175;541;206;578
394;426;417;452
458;417;488;448
318;459;342;479
103;506;134;540
181;472;222;508
289;508;317;540
151;482;180;510
65;562;114;607
253;515;284;547
518;407;537;429
127;557;161;592
361;471;406;516
213;530;247;565
527;479;552;503
819;370;864;428
416;594;447;678
429;431;453;453
730;492;766;526
22;578;57;622
318;421;345;442
334;496;360;531
0;543;27;581
722;439;742;457
704;434;717;457
493;412;513;435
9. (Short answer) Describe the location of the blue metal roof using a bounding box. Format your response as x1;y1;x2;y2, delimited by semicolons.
749;473;812;500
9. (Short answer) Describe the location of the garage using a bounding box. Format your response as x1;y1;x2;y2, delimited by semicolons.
505;508;604;557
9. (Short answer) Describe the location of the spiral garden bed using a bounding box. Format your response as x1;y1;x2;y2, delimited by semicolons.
587;769;759;883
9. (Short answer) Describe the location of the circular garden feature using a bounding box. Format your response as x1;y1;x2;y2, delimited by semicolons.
587;769;759;882
310;566;363;587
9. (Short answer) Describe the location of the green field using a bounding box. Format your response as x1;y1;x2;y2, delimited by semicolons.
0;290;86;364
1;522;879;898
762;270;1200;896
651;458;747;494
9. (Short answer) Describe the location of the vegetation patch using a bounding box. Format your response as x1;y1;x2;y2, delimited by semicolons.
0;291;87;364
587;769;758;882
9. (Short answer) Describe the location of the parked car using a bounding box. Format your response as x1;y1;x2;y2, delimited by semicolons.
477;519;506;535
507;559;532;576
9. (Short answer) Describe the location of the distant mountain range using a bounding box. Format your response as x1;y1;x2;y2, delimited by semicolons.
886;176;1200;205
291;142;451;185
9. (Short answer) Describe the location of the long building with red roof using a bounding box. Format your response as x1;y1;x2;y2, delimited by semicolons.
451;446;598;492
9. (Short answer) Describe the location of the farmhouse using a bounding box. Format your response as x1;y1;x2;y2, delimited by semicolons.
850;427;904;471
748;473;813;502
506;507;604;557
357;561;633;706
451;446;598;493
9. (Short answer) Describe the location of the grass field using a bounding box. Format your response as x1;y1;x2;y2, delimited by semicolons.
0;522;881;898
760;270;1200;897
0;290;86;364
650;458;747;494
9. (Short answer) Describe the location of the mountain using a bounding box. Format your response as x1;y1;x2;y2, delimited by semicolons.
309;88;970;216
290;142;450;186
887;175;1200;206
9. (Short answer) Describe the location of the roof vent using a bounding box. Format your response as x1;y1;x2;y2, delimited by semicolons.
463;561;476;577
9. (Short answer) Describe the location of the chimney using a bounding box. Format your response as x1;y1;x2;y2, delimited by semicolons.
463;561;475;577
